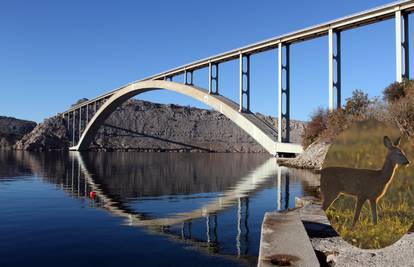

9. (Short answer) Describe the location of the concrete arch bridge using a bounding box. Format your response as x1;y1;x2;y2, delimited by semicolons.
65;81;300;155
60;0;414;155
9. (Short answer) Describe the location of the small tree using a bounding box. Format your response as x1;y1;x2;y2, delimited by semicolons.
386;80;414;143
383;82;406;102
345;89;370;116
302;108;328;148
383;79;414;103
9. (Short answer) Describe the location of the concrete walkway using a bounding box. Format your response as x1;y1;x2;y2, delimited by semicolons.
257;211;319;267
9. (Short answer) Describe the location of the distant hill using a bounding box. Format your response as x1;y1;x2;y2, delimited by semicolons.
0;116;36;149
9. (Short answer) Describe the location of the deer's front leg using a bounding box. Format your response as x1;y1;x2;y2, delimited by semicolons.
352;197;365;226
369;199;378;225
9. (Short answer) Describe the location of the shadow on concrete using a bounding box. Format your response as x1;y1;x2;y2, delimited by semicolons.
302;221;338;238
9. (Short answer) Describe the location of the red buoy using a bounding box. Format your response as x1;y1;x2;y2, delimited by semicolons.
89;191;95;199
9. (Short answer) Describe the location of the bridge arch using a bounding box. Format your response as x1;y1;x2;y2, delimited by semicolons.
71;80;302;155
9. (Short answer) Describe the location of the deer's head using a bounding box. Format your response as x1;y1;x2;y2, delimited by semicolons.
384;136;410;166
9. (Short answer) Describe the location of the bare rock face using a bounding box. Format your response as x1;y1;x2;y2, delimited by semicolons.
15;116;69;151
278;140;330;170
90;99;305;152
0;116;36;149
14;99;305;152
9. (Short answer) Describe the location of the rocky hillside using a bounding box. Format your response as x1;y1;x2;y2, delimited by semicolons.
14;99;306;152
91;99;305;152
0;116;36;149
15;116;69;151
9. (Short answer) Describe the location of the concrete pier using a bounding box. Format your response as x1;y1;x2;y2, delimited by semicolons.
257;211;319;267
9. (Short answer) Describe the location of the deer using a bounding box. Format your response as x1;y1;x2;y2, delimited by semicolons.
321;136;410;226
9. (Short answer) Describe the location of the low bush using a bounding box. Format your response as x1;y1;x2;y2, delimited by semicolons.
383;79;414;102
387;85;414;142
301;108;328;148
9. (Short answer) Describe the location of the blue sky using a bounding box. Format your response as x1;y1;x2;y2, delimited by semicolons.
0;0;406;122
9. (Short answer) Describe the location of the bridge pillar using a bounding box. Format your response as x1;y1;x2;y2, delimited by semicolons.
328;28;341;111
278;43;290;143
72;110;76;146
396;10;410;82
209;61;219;95
86;104;89;124
79;107;82;142
184;69;193;85
239;53;250;112
65;113;70;145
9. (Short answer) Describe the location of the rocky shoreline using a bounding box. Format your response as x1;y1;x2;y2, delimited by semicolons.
277;140;330;171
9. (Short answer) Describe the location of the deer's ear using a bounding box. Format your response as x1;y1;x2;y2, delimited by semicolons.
384;136;393;148
394;137;402;147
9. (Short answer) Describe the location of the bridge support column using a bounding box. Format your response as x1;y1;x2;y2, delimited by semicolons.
65;113;69;133
65;113;70;145
86;104;89;124
328;28;341;111
396;10;410;82
278;43;290;143
79;108;82;141
72;110;76;146
239;53;250;112
209;61;219;95
184;69;193;85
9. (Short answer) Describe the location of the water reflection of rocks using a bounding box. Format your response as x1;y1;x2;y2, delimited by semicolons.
0;151;320;263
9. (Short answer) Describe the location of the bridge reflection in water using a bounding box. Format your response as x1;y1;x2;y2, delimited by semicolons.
0;151;319;263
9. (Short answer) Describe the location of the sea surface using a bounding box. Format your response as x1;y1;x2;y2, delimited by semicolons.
0;151;319;267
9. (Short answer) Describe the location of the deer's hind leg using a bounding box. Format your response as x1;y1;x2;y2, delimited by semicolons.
322;191;339;211
352;197;366;226
369;198;378;225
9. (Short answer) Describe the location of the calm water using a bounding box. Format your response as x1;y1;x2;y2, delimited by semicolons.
0;151;319;267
